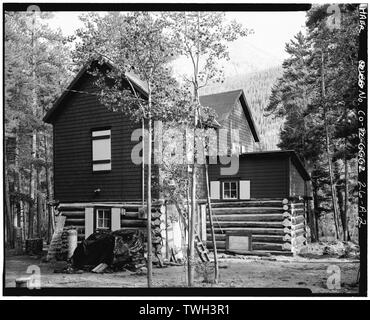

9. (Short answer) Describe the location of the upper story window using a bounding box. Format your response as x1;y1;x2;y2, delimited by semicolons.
222;181;238;199
92;129;111;171
231;142;241;154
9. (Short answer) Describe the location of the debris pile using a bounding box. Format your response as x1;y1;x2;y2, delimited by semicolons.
111;229;146;271
69;229;145;272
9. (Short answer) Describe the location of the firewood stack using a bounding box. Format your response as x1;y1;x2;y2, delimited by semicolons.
112;229;145;270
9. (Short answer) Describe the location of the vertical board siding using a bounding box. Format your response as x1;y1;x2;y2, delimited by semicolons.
53;74;145;202
216;98;254;155
289;160;306;197
228;99;254;152
208;155;289;199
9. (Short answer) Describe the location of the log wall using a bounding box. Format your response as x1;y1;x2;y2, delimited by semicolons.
59;202;165;259
207;198;308;255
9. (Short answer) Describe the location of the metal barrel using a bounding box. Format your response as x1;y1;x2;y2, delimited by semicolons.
66;229;78;259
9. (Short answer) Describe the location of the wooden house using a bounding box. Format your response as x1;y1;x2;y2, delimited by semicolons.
44;60;311;256
207;150;310;201
205;151;311;255
43;61;159;243
199;89;259;154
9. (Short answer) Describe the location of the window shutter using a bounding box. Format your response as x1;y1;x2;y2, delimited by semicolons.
240;180;251;200
210;181;220;199
92;129;111;171
111;208;121;231
85;207;94;238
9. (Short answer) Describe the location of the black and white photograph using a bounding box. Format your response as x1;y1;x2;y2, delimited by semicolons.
1;2;367;300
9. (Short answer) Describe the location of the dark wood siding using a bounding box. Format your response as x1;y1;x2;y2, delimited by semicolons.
196;165;207;199
228;99;254;152
289;160;306;197
208;155;290;199
53;73;148;203
217;98;254;154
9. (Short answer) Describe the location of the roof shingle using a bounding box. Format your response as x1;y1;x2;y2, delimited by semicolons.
199;89;243;123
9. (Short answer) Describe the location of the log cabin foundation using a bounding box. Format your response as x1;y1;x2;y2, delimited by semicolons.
206;198;309;256
57;201;166;262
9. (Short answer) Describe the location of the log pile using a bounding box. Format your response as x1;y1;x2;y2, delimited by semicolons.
112;202;165;265
111;229;145;270
206;198;308;255
120;203;165;265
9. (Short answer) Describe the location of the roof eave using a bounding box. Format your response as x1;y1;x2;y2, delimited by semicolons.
239;91;260;142
43;60;149;124
43;64;89;123
239;150;310;181
289;151;311;181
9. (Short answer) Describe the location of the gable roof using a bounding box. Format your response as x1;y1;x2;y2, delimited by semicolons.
43;60;148;124
44;60;258;142
199;89;259;142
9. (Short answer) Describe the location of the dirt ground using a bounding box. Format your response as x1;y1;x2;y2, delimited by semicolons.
4;254;359;294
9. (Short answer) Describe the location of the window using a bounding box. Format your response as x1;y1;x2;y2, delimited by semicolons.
96;208;111;230
223;181;238;199
92;129;111;171
231;142;241;154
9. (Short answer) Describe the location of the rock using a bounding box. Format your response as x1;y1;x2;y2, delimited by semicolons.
298;246;309;255
341;241;360;259
323;241;346;256
297;240;359;258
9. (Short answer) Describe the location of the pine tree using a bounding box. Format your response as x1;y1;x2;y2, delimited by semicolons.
266;4;360;241
5;11;72;244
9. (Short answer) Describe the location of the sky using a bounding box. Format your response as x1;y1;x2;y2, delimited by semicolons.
47;11;307;76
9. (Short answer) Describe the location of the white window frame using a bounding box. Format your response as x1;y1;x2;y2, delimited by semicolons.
92;129;111;172
222;181;238;199
96;208;111;230
231;142;241;154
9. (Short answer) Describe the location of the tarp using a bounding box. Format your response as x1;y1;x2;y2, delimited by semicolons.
71;229;145;271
